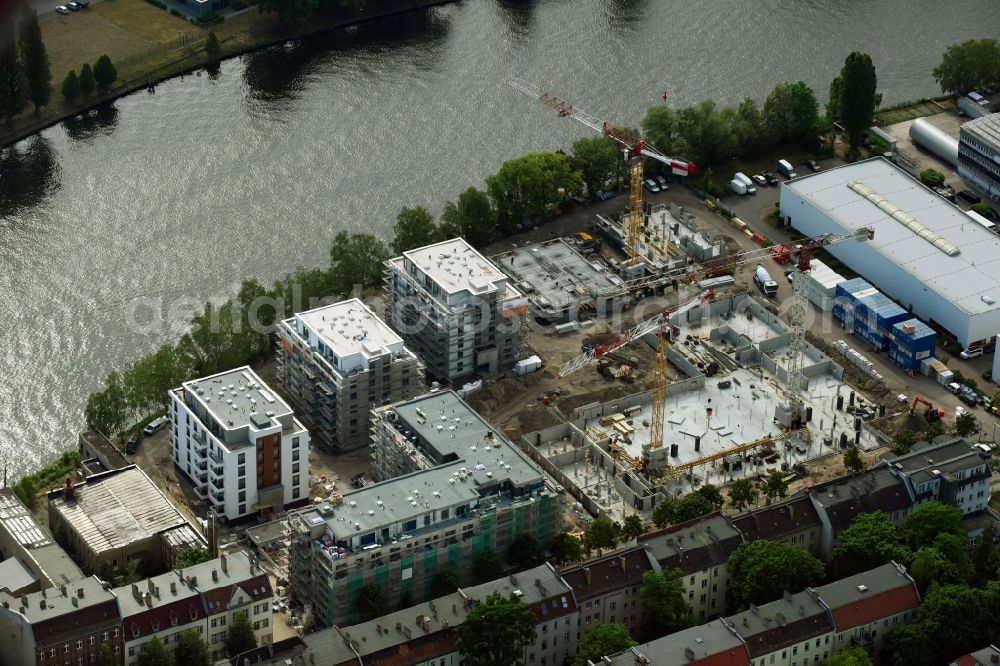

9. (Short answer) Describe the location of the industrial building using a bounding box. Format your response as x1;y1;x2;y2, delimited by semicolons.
959;112;1000;203
523;293;870;525
384;238;527;384
46;466;205;578
492;238;625;323
276;299;422;451
170;366;310;522
0;489;82;592
781;157;1000;348
289;391;564;628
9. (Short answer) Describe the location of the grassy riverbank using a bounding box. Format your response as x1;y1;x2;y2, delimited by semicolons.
0;0;455;147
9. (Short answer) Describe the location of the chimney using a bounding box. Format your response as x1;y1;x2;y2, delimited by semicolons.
220;553;227;574
147;578;155;593
132;584;140;600
71;597;78;608
63;478;74;501
212;569;218;583
788;503;795;520
170;582;176;594
584;567;592;586
991;653;998;664
77;588;84;599
619;555;626;573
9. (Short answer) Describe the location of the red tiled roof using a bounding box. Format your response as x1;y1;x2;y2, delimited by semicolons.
829;586;920;631
31;600;121;647
951;656;978;666
529;592;577;623
124;597;201;640
353;632;454;666
732;497;822;543
560;549;652;602
690;651;752;666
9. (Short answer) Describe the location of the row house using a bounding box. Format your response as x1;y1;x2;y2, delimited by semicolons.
561;548;656;642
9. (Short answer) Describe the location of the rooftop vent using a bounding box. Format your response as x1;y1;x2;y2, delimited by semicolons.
857;584;869;593
848;181;960;256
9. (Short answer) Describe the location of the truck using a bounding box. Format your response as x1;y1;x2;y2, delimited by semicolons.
729;179;748;195
734;172;756;194
754;265;778;297
777;159;797;179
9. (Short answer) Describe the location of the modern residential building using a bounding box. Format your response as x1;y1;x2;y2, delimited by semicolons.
0;489;83;590
640;513;744;622
113;551;273;665
0;576;124;666
276;299;422;452
47;466;205;577
289;391;564;627
780;157;1000;347
958;112;1000;203
594;562;920;666
170;366;310;522
305;562;578;666
384;237;527;383
561;548;656;642
880;436;993;515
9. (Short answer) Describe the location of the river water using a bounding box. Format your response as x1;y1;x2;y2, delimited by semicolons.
1;0;997;477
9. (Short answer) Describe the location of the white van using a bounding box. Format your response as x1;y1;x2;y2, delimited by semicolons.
968;91;989;107
729;179;747;195
777;159;797;179
734;172;756;194
143;416;169;436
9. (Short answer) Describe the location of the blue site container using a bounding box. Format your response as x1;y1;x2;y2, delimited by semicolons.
835;277;874;303
890;318;937;370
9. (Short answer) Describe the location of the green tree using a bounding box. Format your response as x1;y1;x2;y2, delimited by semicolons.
763;81;819;144
652;498;677;528
620;514;646;541
79;62;94;95
84;371;129;438
923;420;945;440
392;206;441;254
258;0;319;26
822;647;873;666
971;203;993;218
224;610;256;658
174;628;210;666
888;583;998;666
761;471;789;503
432;570;460;596
826;75;844;121
832;511;910;577
728;478;759;511
640;568;692;634
19;7;50;111
843;446;865;473
549;532;584;566
672;99;743;166
61;69;79;101
113;559;142;587
454;593;537;666
328;231;390;295
642;105;687;158
955;411;980;437
972;522;998;586
570;136;620;197
486;151;582;232
137;637;174;666
910;546;961;593
474;552;504;583
836;52;878;153
919;168;946;188
174;547;211;569
508;534;544;569
901;501;964;550
573;624;636;666
356;584;386;621
95;644;115;666
583;517;618;552
696;484;725;510
933;39;1000;95
92;55;117;89
205;31;220;58
727;540;825;610
439;187;496;247
735;97;770;154
674;493;716;522
891;428;918;455
0;26;27;123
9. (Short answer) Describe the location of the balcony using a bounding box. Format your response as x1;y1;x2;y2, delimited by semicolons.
210;491;224;506
210;475;225;491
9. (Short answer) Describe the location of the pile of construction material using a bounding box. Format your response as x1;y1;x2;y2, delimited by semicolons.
833;339;884;382
804;259;846;311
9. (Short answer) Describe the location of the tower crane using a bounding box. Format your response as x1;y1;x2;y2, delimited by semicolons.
507;78;697;265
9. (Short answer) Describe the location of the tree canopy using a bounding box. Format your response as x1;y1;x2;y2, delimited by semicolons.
933;39;1000;95
0;26;28;123
843;446;865;473
391;206;441;254
652;498;677;528
570;136;620;197
901;501;964;550
486;151;581;232
93;55;117;89
549;532;584;566
763;81;819;144
474;552;504;583
836;52;879;152
79;62;94;95
822;647;873;666
955;411;980;437
174;547;212;569
762;471;789;502
920;168;945;188
454;593;537;666
440;187;496;247
832;511;910;578
573;624;636;666
137;637;174;666
583;517;619;552
620;514;647;541
329;231;389;295
19;7;50;111
728;478;759;511
174;628;210;666
61;70;79;102
727;540;825;610
508;534;545;569
224;610;256;657
640;568;693;635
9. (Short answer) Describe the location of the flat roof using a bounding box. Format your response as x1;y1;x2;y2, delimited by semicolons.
398;237;508;295
961;112;1000;148
617;620;748;665
811;562;913;611
50;467;192;555
640;513;742;572
494;239;619;309
308;392;545;544
0;556;38;594
885;437;984;483
290;298;403;361
183;366;292;432
7;575;116;624
784;157;1000;316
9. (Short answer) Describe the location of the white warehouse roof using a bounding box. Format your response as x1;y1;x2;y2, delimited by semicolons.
784;157;1000;317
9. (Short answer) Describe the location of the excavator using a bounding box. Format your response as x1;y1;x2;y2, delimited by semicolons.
910;396;944;423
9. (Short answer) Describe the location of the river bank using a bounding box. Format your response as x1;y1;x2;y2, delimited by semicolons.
0;0;460;148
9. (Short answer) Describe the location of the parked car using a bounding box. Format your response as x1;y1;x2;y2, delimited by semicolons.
75;0;89;6
643;179;660;193
960;347;984;360
763;171;779;186
67;1;81;9
960;393;979;407
142;416;169;436
946;382;963;394
595;191;614;201
805;159;821;172
655;175;670;191
752;173;767;187
125;433;141;455
777;159;797;179
55;5;69;14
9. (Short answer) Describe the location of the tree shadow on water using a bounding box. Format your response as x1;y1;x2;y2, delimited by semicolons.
0;135;60;218
61;102;120;145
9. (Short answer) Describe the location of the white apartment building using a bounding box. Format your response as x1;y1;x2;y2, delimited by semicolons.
170;367;309;522
384;238;527;383
276;299;422;452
